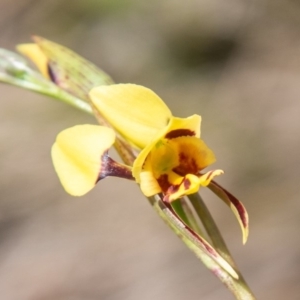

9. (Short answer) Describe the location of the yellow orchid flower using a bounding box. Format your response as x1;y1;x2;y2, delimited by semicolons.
132;114;223;202
51;83;221;202
51;83;173;197
14;37;240;210
49;82;247;244
51;115;221;203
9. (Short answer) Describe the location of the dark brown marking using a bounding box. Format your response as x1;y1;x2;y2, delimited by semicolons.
206;170;214;181
47;63;57;83
165;129;195;139
173;152;198;176
183;178;191;189
157;174;171;193
167;183;180;195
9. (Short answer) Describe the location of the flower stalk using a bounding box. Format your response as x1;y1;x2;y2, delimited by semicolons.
188;193;255;299
151;194;255;300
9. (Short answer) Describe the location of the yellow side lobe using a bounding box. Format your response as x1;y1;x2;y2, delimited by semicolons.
51;125;115;196
89;84;172;149
138;155;162;196
17;43;49;79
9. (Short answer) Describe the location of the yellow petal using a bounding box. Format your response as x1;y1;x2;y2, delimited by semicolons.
132;141;155;183
164;115;201;139
17;43;49;79
138;154;162;196
166;170;223;202
139;171;162;197
51;125;115;196
150;140;178;178
89;84;172;149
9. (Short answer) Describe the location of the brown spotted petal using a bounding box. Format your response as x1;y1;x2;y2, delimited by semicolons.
208;180;249;244
162;170;223;202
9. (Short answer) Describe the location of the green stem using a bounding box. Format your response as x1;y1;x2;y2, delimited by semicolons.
149;195;255;300
188;193;255;299
178;198;205;237
0;73;93;115
171;199;192;228
188;193;230;260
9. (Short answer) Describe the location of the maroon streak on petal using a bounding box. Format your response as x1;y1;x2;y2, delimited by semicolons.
183;178;191;189
161;177;192;202
157;174;171;193
165;129;195;139
206;170;214;181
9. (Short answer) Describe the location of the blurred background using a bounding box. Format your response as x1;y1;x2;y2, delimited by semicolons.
0;0;299;299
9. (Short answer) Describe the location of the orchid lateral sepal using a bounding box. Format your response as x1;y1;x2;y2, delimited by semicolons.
208;181;249;244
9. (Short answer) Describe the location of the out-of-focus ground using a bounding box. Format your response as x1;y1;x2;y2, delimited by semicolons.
0;1;299;299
